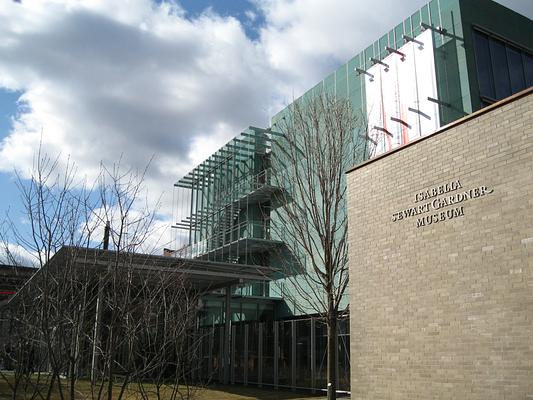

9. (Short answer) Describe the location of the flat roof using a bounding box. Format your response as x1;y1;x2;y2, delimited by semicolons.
13;246;278;300
72;246;277;289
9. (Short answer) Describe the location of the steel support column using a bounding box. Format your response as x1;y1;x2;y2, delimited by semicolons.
274;321;279;389
208;326;213;379
231;325;236;384
244;324;249;385
311;317;316;393
291;320;296;391
335;326;339;391
258;322;263;387
218;326;224;382
223;285;231;384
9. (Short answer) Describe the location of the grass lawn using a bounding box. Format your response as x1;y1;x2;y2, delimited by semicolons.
195;385;325;400
0;375;325;400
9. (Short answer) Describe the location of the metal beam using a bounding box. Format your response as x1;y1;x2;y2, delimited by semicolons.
247;125;270;133
258;322;263;387
244;324;249;385
217;148;249;158
218;326;224;382
233;138;257;146
241;132;275;143
231;324;236;384
223;285;231;384
274;321;279;389
311;317;316;393
208;326;214;378
291;320;296;391
247;126;284;137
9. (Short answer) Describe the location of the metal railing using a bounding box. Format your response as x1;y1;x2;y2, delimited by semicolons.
210;168;274;210
176;220;271;260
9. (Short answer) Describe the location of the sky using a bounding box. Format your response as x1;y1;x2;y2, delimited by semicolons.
0;0;532;256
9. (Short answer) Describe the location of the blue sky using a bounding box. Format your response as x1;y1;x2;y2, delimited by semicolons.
0;0;532;259
0;90;22;222
176;0;265;39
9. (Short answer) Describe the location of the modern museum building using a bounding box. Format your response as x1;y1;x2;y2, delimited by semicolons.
169;0;533;395
3;0;530;397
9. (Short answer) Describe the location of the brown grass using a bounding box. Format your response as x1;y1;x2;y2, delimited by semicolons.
0;375;324;400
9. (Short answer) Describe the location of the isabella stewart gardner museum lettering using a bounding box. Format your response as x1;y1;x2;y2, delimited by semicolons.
391;180;494;227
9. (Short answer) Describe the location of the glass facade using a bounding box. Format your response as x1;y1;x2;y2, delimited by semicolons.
173;0;533;394
271;0;470;129
198;296;276;327
295;319;311;388
473;28;533;105
173;127;282;267
196;316;350;391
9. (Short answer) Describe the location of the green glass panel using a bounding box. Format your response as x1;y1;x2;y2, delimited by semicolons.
301;88;311;103
438;0;454;8
347;55;360;105
434;32;443;48
347;53;359;74
394;23;404;48
429;0;440;26
364;45;373;69
421;5;430;25
335;64;348;99
352;87;362;105
348;72;361;96
313;82;323;97
388;30;395;48
411;11;421;36
404;17;412;38
439;0;462;37
324;72;335;95
379;34;389;58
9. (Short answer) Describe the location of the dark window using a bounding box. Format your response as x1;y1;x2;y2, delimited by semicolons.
490;40;511;99
507;46;526;93
473;28;533;105
473;30;495;100
524;53;533;87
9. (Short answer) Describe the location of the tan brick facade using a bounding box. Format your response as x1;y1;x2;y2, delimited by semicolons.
346;89;533;400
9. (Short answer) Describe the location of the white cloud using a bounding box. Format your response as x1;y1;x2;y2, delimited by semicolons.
0;0;279;226
245;10;257;23
255;0;430;99
0;0;531;253
0;234;40;267
86;203;171;255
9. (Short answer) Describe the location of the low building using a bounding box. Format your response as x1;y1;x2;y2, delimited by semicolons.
0;265;36;350
0;265;35;306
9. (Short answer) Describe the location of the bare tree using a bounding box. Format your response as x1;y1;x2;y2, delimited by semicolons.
270;93;365;400
86;250;203;400
0;149;98;400
0;150;204;400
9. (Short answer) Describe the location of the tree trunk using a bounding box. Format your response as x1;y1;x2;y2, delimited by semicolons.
327;317;337;400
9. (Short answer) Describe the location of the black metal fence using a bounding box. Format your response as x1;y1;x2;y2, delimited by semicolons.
196;316;350;392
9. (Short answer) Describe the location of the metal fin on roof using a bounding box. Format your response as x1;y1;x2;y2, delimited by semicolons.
175;134;273;188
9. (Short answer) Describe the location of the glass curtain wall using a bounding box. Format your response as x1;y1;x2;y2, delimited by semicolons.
196;316;350;391
473;28;533;105
173;127;281;266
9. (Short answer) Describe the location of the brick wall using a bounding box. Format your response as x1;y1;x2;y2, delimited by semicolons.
346;89;533;400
